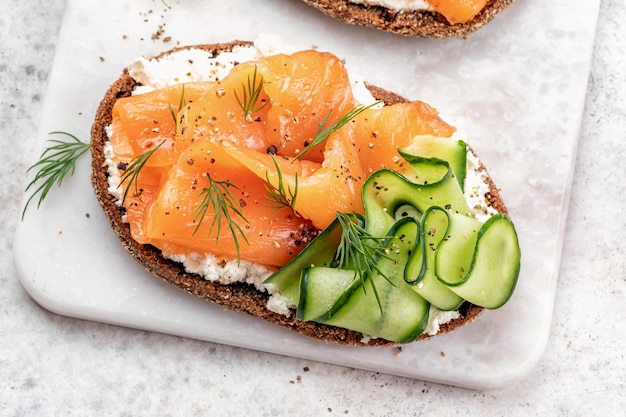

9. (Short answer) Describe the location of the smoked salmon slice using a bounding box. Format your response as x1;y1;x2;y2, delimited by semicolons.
112;83;205;167
143;136;315;266
221;132;366;231
426;0;490;24
175;65;271;152
344;101;456;177
252;50;357;163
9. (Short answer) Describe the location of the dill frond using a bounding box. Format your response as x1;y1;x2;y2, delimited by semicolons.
22;131;90;219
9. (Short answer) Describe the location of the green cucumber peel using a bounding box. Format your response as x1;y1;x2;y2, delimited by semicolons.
435;212;521;309
297;267;361;322
361;156;471;238
399;135;467;190
404;206;465;310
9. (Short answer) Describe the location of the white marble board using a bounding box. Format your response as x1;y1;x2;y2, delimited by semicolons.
14;0;600;389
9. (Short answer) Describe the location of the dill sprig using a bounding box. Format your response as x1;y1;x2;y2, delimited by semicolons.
193;173;249;261
168;84;185;129
234;65;268;122
292;100;382;161
154;0;171;9
22;131;90;219
118;140;165;204
335;212;393;311
335;212;389;279
264;155;299;214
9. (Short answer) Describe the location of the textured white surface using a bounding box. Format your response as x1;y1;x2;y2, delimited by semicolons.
2;0;625;414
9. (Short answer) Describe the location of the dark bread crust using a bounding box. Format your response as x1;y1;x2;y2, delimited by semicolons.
91;41;502;346
301;0;515;38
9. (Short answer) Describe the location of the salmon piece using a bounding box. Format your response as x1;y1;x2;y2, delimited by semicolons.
222;132;366;230
120;164;163;245
112;84;206;244
345;101;456;176
112;83;206;167
176;65;271;152
141;137;315;267
220;141;322;178
294;133;366;227
251;50;357;163
426;0;489;24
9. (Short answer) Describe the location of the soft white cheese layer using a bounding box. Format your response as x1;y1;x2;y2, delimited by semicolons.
464;151;499;222
107;35;493;334
350;0;434;11
424;306;461;336
162;251;272;291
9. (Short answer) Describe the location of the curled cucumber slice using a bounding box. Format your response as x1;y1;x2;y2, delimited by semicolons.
405;207;464;311
436;213;521;309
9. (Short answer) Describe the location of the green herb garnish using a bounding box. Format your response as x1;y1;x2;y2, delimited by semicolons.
118;140;166;204
335;211;393;311
22;131;90;219
168;84;186;129
264;155;299;214
234;65;268;123
192;173;249;261
154;0;171;9
292;101;382;161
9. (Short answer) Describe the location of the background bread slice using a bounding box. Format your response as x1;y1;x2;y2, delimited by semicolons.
301;0;515;38
91;41;503;346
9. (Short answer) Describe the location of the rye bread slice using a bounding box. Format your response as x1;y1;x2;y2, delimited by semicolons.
301;0;515;38
91;41;504;346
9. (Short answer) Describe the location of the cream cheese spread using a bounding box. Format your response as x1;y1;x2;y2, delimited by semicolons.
464;151;499;222
106;34;494;335
129;36;294;96
163;251;272;290
350;0;434;11
424;306;460;336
